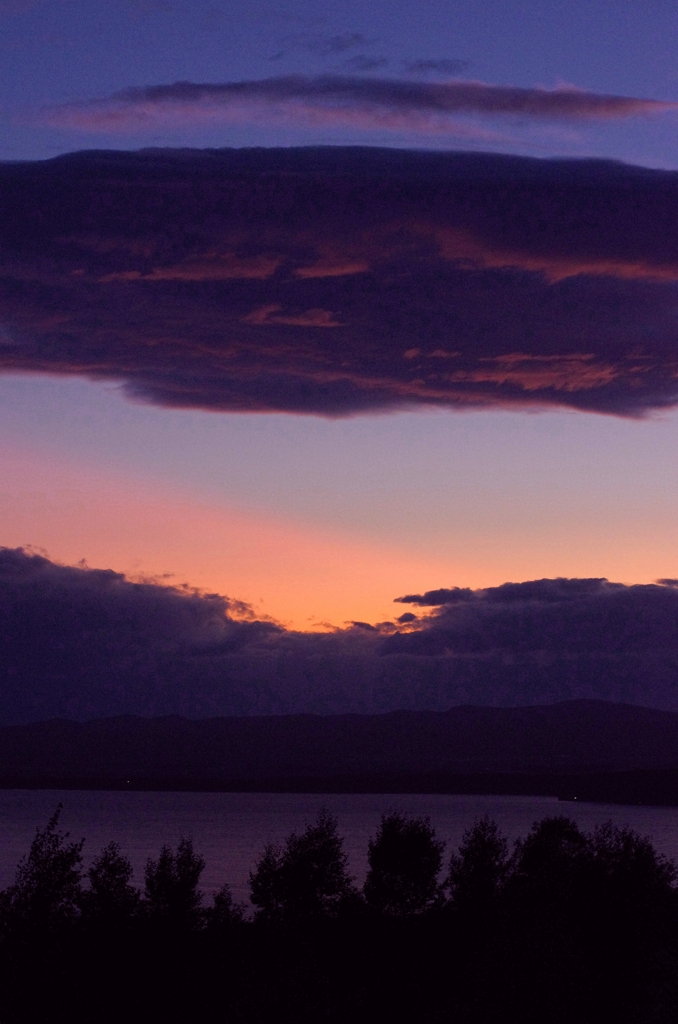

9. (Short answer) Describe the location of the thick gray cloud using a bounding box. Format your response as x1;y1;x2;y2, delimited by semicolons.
2;549;678;724
396;578;620;606
385;577;678;656
0;547;279;722
2;146;678;417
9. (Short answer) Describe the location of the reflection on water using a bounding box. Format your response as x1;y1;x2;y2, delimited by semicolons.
2;790;678;903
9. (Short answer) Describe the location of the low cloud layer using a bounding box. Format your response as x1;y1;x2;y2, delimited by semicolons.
2;548;678;724
386;577;678;655
41;76;676;135
1;145;678;416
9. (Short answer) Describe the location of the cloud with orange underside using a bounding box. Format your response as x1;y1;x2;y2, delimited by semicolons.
293;260;370;279
241;304;344;327
39;75;678;138
100;252;282;282
446;353;622;393
2;146;678;417
428;226;678;284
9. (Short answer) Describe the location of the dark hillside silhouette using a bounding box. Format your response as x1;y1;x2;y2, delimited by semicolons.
1;700;678;784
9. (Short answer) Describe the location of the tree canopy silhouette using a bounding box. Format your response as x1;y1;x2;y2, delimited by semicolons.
144;837;205;930
447;815;509;913
0;806;676;1024
82;842;140;927
364;812;445;916
1;804;84;936
249;808;356;922
206;883;245;931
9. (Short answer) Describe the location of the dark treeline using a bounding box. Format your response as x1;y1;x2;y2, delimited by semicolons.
1;806;678;1023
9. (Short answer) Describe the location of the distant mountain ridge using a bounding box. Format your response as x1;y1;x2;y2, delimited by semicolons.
2;700;678;787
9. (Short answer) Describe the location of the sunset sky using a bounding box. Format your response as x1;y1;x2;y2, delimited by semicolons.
2;0;678;630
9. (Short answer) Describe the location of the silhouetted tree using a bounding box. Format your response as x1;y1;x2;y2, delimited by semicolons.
81;842;140;927
588;821;678;994
1;804;84;936
501;815;597;1021
0;808;675;1024
364;812;445;916
206;883;245;932
447;816;509;913
590;821;676;902
249;808;356;922
507;815;591;908
248;843;283;920
144;837;205;930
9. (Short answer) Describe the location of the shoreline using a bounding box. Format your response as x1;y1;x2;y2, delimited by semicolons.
0;768;676;806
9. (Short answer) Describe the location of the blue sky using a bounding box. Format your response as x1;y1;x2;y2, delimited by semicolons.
2;0;678;165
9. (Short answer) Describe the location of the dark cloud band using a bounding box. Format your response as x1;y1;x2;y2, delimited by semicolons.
1;146;678;416
1;548;678;722
383;577;678;657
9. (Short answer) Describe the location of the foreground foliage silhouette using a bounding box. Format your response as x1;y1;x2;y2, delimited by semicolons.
364;811;445;915
1;805;678;1023
249;807;356;921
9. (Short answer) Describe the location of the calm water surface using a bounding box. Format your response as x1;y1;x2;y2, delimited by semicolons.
2;791;678;903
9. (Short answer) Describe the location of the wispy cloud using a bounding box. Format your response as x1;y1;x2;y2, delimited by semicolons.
40;75;677;135
269;31;373;61
241;304;343;327
307;31;372;55
342;55;389;73
403;58;468;77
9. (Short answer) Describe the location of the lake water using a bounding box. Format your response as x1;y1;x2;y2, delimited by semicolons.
2;790;678;904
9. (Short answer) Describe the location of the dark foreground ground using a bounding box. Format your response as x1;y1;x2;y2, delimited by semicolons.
11;911;678;1024
2;808;678;1023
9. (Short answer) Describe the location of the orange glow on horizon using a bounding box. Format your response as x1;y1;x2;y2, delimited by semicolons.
0;442;455;629
1;437;677;630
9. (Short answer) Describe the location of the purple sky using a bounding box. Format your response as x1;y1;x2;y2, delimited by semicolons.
1;0;678;630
